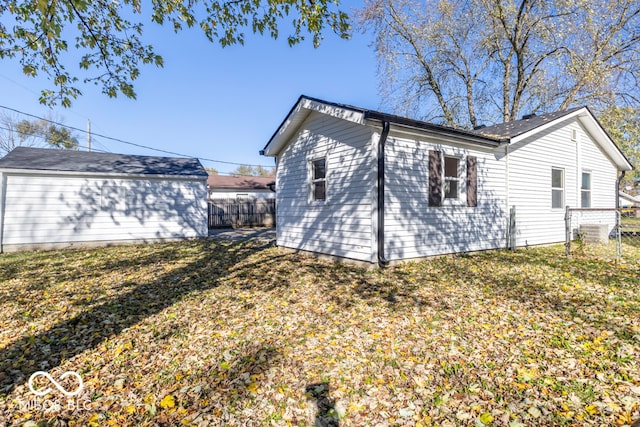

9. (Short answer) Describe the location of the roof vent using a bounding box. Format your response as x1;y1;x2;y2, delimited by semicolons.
473;124;486;130
522;113;536;120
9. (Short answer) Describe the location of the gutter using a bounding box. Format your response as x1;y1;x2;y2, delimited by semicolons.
0;168;207;181
377;121;391;268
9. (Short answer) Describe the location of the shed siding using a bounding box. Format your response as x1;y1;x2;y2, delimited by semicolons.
384;134;507;260
276;112;375;261
209;190;275;199
507;120;618;246
2;174;207;247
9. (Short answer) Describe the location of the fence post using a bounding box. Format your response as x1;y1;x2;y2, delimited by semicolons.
564;206;571;257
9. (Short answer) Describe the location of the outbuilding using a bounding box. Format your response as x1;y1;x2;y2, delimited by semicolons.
261;96;633;265
207;175;275;199
0;147;208;252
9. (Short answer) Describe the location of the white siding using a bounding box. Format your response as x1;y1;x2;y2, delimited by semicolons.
275;112;375;262
1;174;207;248
384;133;507;260
209;190;275;199
508;120;618;246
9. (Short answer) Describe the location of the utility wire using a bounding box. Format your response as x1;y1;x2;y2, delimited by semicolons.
0;125;272;177
0;104;275;168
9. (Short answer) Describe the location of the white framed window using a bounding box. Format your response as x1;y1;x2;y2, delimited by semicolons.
581;171;591;208
551;167;564;209
310;157;327;202
444;156;461;200
429;151;477;207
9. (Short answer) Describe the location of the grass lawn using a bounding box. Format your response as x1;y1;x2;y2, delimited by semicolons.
0;240;639;426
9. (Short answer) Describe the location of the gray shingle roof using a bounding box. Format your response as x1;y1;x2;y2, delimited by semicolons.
0;147;207;177
472;107;584;140
207;175;275;190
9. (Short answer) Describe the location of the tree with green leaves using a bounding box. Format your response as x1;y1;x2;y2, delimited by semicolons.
598;107;640;192
0;0;350;107
0;114;79;155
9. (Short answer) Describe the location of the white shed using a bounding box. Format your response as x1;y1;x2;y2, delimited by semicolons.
261;96;633;266
207;175;275;199
0;147;208;252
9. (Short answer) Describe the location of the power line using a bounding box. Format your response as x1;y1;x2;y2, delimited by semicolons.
0;126;272;177
0;104;275;168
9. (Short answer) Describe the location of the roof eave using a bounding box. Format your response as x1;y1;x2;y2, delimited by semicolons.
262;95;367;157
364;112;501;148
508;107;633;171
0;167;208;180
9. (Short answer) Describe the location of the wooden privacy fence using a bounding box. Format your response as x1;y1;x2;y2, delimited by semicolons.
208;198;276;228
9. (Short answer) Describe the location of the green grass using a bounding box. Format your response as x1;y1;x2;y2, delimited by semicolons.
1;240;639;426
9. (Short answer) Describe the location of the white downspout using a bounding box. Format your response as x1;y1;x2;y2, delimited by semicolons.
0;172;6;253
576;132;581;206
505;144;510;248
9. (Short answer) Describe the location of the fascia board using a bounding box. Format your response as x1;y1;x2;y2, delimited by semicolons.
577;111;633;171
509;107;633;171
263;97;366;157
367;121;500;150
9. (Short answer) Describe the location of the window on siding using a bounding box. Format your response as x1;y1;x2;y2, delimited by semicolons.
429;151;477;207
444;156;460;200
581;171;591;208
311;158;326;201
551;168;564;209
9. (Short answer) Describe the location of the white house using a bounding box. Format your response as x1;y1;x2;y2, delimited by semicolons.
0;147;208;252
261;96;633;266
207;175;275;199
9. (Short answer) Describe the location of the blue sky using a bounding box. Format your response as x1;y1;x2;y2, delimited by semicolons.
0;2;380;174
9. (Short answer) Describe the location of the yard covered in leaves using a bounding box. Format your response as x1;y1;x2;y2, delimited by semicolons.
0;239;639;426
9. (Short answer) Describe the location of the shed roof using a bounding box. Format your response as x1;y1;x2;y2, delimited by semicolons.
0;147;207;177
207;175;275;191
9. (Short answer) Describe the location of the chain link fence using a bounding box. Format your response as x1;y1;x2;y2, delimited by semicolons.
565;207;640;260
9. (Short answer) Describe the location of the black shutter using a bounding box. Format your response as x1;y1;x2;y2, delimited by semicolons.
429;150;442;207
467;156;477;207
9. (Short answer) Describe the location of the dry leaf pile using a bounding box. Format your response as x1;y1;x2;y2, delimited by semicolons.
0;239;638;426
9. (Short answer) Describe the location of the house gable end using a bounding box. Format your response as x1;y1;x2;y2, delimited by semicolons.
508;108;632;171
262;96;367;157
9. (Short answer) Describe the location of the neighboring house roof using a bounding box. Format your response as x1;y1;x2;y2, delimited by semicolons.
620;191;640;204
262;95;633;172
207;175;275;191
0;147;208;177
